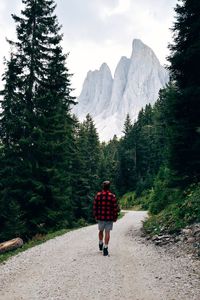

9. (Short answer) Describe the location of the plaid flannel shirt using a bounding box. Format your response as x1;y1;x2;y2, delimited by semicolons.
93;190;119;221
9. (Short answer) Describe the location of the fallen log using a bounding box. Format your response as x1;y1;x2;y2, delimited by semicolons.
0;238;23;254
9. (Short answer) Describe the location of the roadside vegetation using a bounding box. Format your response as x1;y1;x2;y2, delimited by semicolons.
143;183;200;235
119;192;142;211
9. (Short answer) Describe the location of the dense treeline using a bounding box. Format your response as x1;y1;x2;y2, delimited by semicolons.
101;85;175;198
104;85;176;195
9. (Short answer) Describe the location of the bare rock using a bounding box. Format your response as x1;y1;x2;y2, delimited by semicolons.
182;228;192;236
193;228;200;237
187;237;195;243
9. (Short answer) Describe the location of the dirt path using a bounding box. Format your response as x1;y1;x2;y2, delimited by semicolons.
0;211;199;300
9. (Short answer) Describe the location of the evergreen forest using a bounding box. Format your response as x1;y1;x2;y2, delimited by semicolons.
0;0;199;242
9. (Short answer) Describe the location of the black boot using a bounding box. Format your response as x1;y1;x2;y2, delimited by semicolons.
99;243;103;251
103;247;108;256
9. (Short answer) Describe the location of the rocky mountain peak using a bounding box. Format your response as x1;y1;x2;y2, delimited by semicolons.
132;38;145;51
74;39;169;141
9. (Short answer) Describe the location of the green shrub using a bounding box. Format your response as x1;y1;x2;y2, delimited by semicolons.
149;186;183;214
144;203;186;235
135;174;154;196
147;167;180;214
120;192;136;209
120;190;154;210
143;183;200;234
136;190;152;210
75;218;88;227
180;183;200;223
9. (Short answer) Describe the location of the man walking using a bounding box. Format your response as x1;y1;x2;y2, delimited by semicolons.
93;181;119;256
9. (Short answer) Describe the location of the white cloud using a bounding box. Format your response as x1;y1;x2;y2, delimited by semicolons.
103;0;131;17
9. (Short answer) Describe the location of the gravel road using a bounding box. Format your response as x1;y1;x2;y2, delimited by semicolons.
0;211;199;300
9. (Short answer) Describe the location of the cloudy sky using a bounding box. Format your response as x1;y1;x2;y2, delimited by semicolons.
0;0;177;95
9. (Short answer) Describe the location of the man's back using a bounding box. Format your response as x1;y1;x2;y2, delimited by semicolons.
93;190;118;221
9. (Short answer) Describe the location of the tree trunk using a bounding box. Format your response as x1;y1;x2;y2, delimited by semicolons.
0;238;23;254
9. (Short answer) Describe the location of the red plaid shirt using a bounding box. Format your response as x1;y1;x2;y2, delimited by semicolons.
93;190;118;221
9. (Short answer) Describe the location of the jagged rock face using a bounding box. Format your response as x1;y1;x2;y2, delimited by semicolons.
73;63;113;120
74;39;169;141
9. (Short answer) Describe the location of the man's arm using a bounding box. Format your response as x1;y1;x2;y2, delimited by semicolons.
112;194;119;221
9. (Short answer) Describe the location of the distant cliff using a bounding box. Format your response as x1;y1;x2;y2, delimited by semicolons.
74;39;169;141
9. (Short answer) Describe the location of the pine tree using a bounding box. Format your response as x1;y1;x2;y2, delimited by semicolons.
0;56;26;241
82;114;101;221
168;0;200;183
131;105;155;193
0;0;75;239
117;115;137;195
153;84;177;172
100;135;119;195
71;114;101;223
123;114;132;135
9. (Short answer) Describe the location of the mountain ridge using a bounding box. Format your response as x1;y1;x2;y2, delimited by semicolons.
74;39;169;141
